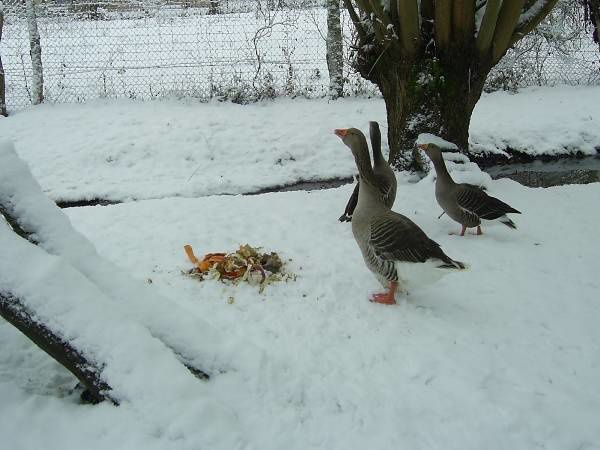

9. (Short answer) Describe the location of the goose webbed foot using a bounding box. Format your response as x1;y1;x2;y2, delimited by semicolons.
449;225;468;236
450;225;483;236
369;281;398;305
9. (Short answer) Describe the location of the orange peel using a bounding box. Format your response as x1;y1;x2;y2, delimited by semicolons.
185;245;226;272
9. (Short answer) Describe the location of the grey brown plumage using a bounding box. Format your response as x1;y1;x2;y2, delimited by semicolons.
339;121;396;222
334;127;466;304
419;142;521;235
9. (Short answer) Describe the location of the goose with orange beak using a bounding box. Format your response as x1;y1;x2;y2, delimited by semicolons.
417;135;521;236
335;127;467;305
339;121;396;222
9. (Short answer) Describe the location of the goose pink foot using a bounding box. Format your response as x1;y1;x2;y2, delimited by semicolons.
449;225;468;236
370;281;398;305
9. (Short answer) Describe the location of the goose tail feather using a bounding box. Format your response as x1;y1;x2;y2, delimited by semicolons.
500;215;517;229
438;259;469;270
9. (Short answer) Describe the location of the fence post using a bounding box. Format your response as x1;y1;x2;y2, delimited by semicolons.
0;0;7;116
326;0;344;99
25;0;43;105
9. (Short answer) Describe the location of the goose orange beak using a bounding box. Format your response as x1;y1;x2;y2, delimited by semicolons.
334;128;348;138
417;143;427;150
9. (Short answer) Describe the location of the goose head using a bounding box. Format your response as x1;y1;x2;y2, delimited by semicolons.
334;128;369;158
417;142;443;162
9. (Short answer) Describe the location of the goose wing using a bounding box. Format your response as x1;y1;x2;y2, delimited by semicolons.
456;184;520;221
369;213;459;266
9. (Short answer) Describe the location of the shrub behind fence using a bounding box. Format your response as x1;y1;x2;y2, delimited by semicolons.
1;0;599;112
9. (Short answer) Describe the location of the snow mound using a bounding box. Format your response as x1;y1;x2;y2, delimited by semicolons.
416;133;460;150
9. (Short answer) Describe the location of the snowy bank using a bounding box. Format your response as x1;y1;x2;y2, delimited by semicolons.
0;86;599;202
1;153;599;449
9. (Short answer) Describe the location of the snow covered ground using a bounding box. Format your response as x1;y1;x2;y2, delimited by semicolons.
0;85;599;203
1;88;600;449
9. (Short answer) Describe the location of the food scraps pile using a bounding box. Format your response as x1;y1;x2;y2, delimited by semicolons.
184;244;295;292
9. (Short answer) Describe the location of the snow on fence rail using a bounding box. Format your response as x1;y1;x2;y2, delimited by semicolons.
1;0;599;111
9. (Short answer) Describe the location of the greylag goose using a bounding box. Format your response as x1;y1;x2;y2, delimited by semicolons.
339;121;396;222
418;141;521;236
334;127;466;305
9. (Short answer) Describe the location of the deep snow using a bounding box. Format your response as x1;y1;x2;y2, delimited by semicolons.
0;85;599;203
1;89;600;450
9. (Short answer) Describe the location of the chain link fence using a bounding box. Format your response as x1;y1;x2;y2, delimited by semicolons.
1;0;599;112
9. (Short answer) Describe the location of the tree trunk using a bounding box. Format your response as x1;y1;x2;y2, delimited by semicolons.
0;2;6;117
342;0;557;171
0;291;115;404
209;0;220;15
326;0;344;99
26;0;43;105
588;0;600;49
376;55;489;169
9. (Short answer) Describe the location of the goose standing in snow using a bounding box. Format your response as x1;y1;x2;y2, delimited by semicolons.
339;121;396;222
418;141;521;236
334;127;467;305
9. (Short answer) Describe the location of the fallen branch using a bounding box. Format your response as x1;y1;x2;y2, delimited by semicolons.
0;291;115;404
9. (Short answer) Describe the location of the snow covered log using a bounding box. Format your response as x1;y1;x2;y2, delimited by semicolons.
0;291;114;404
0;220;250;446
0;140;264;379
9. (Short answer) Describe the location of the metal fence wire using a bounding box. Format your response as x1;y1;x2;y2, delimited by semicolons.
1;0;599;111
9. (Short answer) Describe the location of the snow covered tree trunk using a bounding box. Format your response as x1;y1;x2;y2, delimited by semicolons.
0;291;115;404
0;1;6;116
378;56;489;167
26;0;43;105
326;0;344;99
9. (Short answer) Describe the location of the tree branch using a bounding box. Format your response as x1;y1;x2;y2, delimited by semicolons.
452;0;476;44
476;0;503;55
491;0;525;63
434;1;452;51
397;0;420;55
342;0;368;44
510;0;560;46
367;0;394;44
